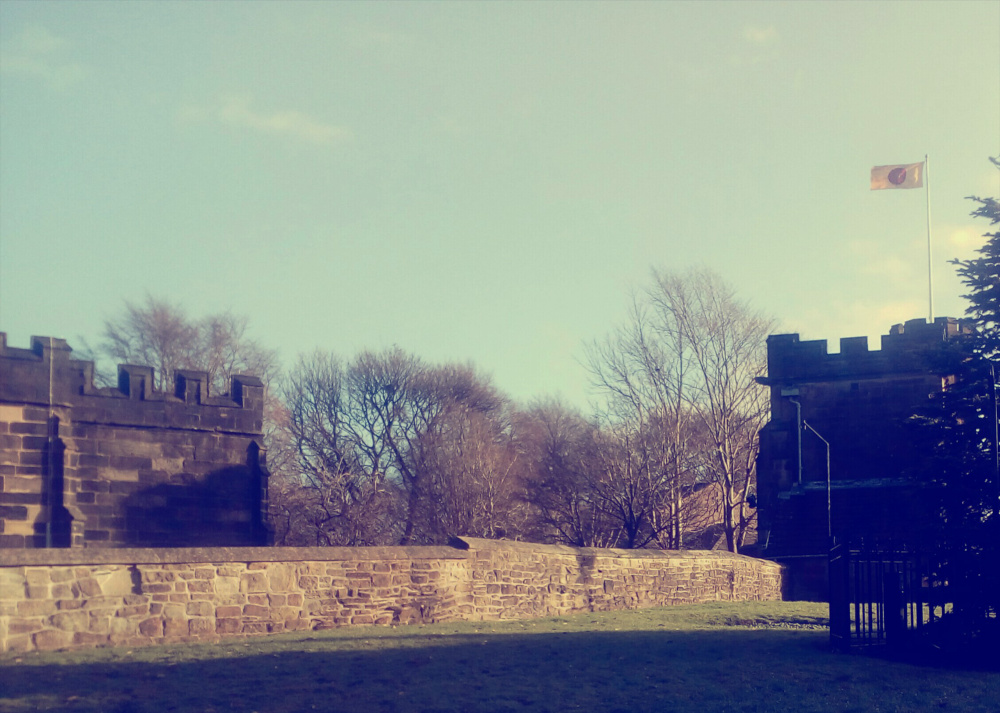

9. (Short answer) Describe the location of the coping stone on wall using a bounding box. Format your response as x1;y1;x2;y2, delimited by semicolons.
0;538;777;568
459;537;767;561
0;545;468;567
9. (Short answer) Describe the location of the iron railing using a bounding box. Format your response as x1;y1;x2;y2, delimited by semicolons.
829;540;949;652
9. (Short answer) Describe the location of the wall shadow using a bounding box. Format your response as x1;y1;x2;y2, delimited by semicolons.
120;444;269;547
4;627;997;713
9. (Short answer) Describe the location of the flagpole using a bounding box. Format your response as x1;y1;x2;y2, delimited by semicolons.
925;153;933;322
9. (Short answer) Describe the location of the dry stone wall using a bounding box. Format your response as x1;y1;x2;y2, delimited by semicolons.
0;538;783;653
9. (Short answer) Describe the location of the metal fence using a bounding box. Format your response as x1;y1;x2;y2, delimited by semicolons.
828;540;950;652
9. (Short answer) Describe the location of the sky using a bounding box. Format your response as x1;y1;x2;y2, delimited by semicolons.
1;1;998;410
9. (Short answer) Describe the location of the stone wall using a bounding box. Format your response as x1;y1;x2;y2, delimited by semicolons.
0;334;269;548
755;317;966;562
0;538;783;653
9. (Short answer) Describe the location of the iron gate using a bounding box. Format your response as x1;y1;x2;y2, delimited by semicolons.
829;540;949;652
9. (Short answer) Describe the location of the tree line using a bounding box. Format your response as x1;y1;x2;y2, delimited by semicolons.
87;267;773;553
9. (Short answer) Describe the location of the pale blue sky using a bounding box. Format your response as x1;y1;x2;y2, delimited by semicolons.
1;1;998;408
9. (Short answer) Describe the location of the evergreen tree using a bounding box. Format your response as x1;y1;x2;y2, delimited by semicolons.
919;158;1000;654
953;156;1000;360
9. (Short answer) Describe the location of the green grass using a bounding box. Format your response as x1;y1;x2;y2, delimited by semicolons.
1;602;998;713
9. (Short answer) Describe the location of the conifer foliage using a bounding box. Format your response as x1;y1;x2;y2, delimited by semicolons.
922;157;1000;652
953;157;1000;360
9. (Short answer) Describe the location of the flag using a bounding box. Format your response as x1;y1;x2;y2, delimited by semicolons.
871;162;924;190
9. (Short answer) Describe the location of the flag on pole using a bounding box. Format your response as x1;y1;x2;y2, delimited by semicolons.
870;162;924;190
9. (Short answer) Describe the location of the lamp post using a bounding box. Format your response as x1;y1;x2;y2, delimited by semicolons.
803;420;832;540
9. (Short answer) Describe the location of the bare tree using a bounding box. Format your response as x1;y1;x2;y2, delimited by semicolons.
585;295;694;549
278;351;401;545
280;348;523;546
646;268;771;553
421;405;527;540
97;295;278;393
586;268;771;553
99;296;199;390
387;360;513;544
520;400;618;547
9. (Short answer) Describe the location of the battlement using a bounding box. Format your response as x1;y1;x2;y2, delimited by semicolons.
0;333;263;434
762;317;968;384
0;333;270;549
755;318;967;567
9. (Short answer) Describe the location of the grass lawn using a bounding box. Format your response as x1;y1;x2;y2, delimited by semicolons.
2;601;998;713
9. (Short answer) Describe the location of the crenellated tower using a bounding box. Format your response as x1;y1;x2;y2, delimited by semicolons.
0;334;271;548
755;317;968;598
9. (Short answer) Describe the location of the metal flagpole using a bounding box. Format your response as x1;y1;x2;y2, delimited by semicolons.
925;153;933;322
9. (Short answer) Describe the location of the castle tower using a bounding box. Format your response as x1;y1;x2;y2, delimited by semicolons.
755;317;966;598
0;334;271;548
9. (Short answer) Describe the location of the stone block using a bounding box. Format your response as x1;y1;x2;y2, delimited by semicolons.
0;505;28;520
0;569;27;597
188;618;213;635
8;619;43;635
186;600;214;617
33;629;72;651
2;635;33;654
77;578;102;597
216;618;241;634
243;604;268;618
142;570;177;583
164;618;188;637
17;599;56;616
138;618;163;636
266;564;294;591
51;611;90;632
215;576;239;596
74;631;110;646
24;568;51;586
240;572;267;593
162;604;186;620
94;568;134;596
88;617;111;634
297;576;318;590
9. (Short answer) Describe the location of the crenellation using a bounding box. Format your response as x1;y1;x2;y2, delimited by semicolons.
756;317;972;599
764;317;968;387
1;333;262;417
1;334;270;549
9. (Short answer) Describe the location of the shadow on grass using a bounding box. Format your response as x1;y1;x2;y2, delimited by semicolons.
3;628;999;713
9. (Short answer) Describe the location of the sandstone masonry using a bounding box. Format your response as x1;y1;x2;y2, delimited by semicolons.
0;334;269;548
0;538;783;653
755;317;967;599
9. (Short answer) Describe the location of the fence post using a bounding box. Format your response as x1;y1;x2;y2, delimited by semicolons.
829;541;851;650
884;566;907;653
